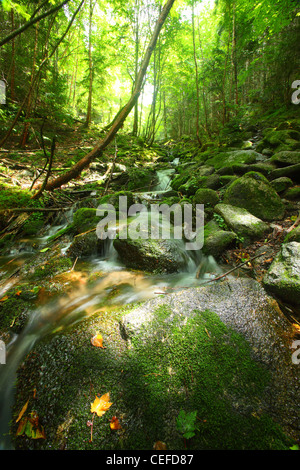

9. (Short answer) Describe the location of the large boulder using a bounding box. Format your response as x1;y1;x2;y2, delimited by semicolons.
263;242;300;306
271;151;300;166
204;150;262;170
113;234;192;274
214;203;270;242
120;277;300;444
223;171;285;221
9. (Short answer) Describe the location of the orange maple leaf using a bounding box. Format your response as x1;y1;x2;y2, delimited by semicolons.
91;333;105;348
91;392;112;417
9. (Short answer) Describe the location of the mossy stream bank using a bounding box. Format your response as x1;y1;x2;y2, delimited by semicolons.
7;277;299;451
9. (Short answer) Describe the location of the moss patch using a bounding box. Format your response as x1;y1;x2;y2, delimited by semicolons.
11;306;292;450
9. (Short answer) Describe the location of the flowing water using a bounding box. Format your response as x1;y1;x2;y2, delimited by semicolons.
0;164;221;449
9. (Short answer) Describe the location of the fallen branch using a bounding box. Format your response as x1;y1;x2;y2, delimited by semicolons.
0;207;64;214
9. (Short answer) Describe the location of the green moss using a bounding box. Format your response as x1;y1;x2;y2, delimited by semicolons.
72;208;100;234
193;188;219;206
29;255;72;281
11;304;293;450
120;307;291;450
223;171;285;221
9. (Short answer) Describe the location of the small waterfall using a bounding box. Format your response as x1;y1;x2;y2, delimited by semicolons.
154;168;175;191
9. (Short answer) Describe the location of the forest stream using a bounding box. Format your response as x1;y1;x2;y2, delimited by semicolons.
0;164;222;449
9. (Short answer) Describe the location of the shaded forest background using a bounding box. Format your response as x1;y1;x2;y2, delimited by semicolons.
0;0;299;151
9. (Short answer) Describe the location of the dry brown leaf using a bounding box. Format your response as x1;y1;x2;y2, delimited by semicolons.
153;441;167;450
109;416;122;430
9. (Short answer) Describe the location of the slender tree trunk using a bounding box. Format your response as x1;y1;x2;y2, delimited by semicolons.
0;0;85;148
10;9;15;101
192;3;201;146
85;0;96;127
19;22;39;147
132;0;140;136
40;0;176;193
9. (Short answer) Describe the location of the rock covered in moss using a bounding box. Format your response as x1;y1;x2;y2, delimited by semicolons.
271;151;300;166
263;242;300;306
204;149;261;170
271;177;293;194
283;186;300;201
113;236;191;274
284;225;300;243
214;203;270;242
223;171;285;221
193;188;219;206
202;220;237;258
72;207;100;234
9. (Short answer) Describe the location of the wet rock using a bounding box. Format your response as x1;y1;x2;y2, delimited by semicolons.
113;236;191;274
214;203;270;242
263;241;300;306
67;230;106;258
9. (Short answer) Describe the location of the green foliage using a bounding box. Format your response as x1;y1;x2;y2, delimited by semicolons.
176;410;198;440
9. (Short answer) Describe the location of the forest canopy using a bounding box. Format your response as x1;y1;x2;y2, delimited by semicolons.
0;0;299;147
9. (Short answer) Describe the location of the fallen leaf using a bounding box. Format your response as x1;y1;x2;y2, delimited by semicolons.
153;441;167;450
15;291;22;296
91;333;106;348
16;412;46;439
91;392;112;417
0;295;8;302
16;399;29;423
109;416;122;430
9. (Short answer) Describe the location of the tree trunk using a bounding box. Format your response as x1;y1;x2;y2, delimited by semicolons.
85;0;96;127
192;3;201;146
41;0;176;193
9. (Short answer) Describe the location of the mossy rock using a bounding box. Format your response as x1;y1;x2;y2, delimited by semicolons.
283;186;300;201
202;220;237;258
193;188;219;207
214;203;270;242
223;172;285;221
284;225;300;243
263;129;300;148
98;191;134;210
270;151;300;166
204;150;261;170
72;208;100;234
271;177;293;194
263;242;300;306
170;173;189;191
113;236;190;274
